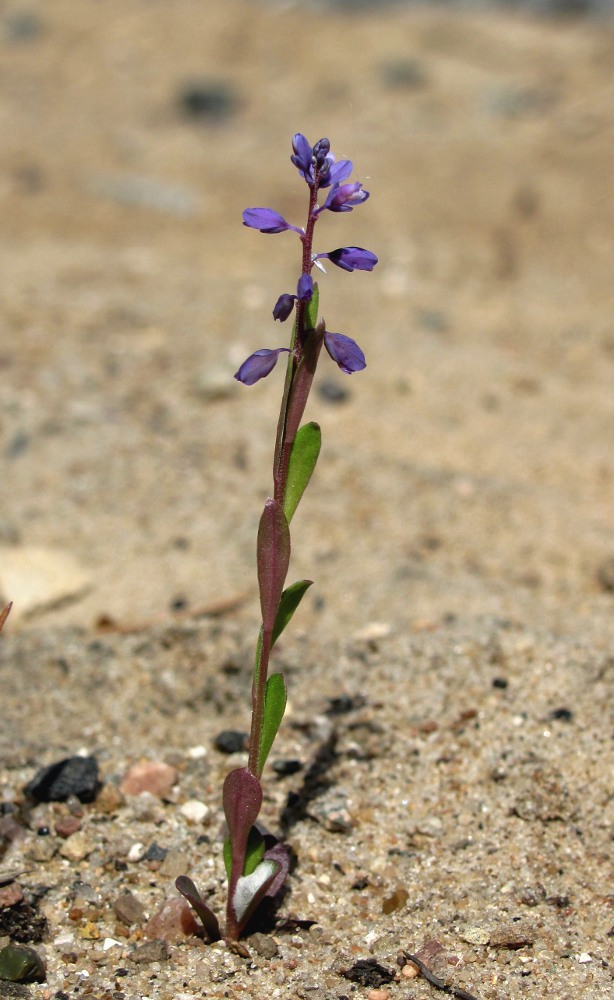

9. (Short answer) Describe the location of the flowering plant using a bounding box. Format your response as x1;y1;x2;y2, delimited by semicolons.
177;134;377;945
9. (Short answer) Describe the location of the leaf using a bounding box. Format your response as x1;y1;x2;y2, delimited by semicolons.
175;875;221;943
257;498;291;634
222;768;263;884
283;422;321;523
0;603;12;633
258;672;287;774
305;282;319;330
271;579;312;648
232;859;280;926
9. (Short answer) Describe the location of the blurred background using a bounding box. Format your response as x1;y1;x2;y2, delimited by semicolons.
1;0;613;637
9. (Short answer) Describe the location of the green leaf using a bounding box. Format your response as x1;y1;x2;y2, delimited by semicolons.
283;421;321;523
223;836;232;881
243;826;265;876
271;579;312;648
305;282;319;330
258;672;287;774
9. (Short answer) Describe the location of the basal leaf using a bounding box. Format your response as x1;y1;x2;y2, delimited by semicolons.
258;672;287;774
283;422;321;523
175;875;221;942
271;579;312;648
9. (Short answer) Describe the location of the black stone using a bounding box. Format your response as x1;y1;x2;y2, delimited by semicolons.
549;707;573;722
325;693;365;716
340;958;395;987
492;677;509;689
214;730;248;754
143;842;167;862
271;759;303;777
24;756;100;804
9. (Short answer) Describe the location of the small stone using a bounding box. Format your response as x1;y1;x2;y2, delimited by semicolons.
490;921;535;949
55;816;81;839
95;782;124;814
0;883;23;908
248;932;278;958
340;959;395;987
382;888;408;915
460;926;490;946
158;849;189;879
577;952;592;963
25;756;100;804
402;962;419;979
368;991;390;1000
129;939;169;964
113;892;146;927
271;759;303;777
213;730;248;755
127;842;146;862
143;842;167;863
311;793;353;833
144;898;200;943
59;831;95;863
0;944;46;983
194;366;238;401
120;761;177;798
179;800;209;824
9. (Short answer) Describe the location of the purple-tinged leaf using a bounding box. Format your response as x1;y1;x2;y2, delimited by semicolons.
258;672;287;775
263;841;290;899
257;498;290;634
175;875;221;943
223;768;263;887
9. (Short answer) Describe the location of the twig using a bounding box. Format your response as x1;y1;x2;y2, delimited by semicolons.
403;951;479;1000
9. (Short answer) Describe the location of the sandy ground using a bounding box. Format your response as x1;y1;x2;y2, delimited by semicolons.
1;2;613;998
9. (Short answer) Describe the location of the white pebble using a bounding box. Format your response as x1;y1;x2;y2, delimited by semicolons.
128;841;146;861
180;799;210;823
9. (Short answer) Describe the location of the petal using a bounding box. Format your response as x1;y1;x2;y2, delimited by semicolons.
327;159;353;185
319;182;369;214
273;294;296;322
324;247;378;272
291;133;313;175
234;348;290;385
242;208;300;234
296;273;313;302
324;333;366;374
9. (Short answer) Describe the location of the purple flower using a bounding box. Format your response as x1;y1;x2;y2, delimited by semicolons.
242;208;302;235
312;138;330;168
324;332;366;374
290;133;313;179
318;182;369;214
234;348;290;385
273;274;314;322
316;247;378;272
318;158;353;189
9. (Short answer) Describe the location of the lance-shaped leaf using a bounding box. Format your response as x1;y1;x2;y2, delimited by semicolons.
272;579;312;647
175;875;221;943
262;841;290;900
305;282;319;329
258;672;287;774
223;768;263;887
257;498;291;634
283;422;321;523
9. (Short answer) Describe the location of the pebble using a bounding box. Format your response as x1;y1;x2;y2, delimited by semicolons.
368;991;390;1000
271;758;303;777
55;815;82;839
311;793;353;833
158;848;189;879
120;761;177;798
129;939;169;964
213;730;248;754
178;80;238;122
0;944;46;983
144;898;201;943
248;932;279;958
25;755;100;804
382;888;409;914
460;926;490;946
59;831;95;863
316;378;349;404
193;366;238;402
0;546;91;619
113;892;146;927
94;782;124;814
490;921;536;949
179;799;209;824
0;882;23;908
